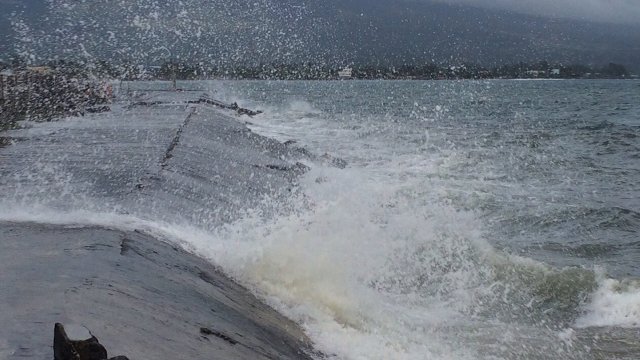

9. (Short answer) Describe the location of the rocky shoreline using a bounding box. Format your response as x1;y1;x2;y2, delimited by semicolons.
0;69;112;130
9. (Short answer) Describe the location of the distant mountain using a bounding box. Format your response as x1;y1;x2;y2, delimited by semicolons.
0;0;47;55
1;0;639;71
304;0;640;70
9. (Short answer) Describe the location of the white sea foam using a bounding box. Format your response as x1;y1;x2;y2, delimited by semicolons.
575;270;640;328
2;164;633;359
168;165;496;359
0;163;493;359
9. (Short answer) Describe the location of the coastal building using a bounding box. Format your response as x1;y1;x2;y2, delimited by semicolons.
338;67;352;79
525;70;546;77
26;66;53;75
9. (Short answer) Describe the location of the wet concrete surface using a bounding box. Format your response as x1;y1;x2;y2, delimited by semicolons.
0;92;319;359
0;92;311;225
0;222;313;359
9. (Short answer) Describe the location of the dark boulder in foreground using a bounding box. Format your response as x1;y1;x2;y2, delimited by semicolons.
54;323;128;360
0;222;314;360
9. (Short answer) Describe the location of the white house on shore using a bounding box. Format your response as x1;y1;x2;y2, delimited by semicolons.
525;70;546;77
338;67;353;79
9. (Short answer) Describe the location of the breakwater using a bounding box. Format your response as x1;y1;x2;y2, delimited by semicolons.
0;90;322;359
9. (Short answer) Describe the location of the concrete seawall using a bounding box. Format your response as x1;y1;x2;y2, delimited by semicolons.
0;91;321;359
0;222;314;359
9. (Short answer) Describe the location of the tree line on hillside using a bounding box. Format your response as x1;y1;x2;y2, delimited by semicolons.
149;61;631;80
0;57;632;80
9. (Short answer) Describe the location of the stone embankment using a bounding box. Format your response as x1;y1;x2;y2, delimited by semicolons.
0;68;111;129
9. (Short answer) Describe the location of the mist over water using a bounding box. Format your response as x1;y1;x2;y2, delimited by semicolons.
2;79;639;359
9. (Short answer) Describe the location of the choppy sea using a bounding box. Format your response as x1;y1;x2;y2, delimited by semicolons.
3;79;640;359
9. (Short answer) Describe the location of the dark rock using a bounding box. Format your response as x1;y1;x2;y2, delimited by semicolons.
320;153;348;169
129;101;164;107
54;323;107;360
0;71;112;123
200;327;239;345
191;95;263;116
0;137;11;148
54;323;130;360
73;341;109;360
236;107;263;116
86;106;111;113
291;146;313;158
294;162;311;173
264;164;291;171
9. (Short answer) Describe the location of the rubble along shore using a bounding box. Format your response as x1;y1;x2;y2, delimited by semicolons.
1;68;112;130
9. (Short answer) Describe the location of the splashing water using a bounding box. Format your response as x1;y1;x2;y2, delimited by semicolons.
2;79;640;359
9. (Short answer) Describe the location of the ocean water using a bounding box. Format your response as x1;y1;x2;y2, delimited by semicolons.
2;79;640;359
198;79;640;359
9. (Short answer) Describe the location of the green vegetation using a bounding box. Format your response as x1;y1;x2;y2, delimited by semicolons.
146;61;633;80
0;56;633;81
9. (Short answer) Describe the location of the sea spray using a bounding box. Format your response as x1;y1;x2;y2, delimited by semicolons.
175;165;600;359
2;80;639;359
576;269;640;328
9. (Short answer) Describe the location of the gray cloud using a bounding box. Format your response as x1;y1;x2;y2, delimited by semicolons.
432;0;640;24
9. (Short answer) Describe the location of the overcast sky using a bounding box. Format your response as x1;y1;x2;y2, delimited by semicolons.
433;0;640;25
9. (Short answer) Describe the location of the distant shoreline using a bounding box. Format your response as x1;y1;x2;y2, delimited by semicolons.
131;77;639;82
3;60;634;82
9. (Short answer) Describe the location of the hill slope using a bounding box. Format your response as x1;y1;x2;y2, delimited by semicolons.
1;0;639;70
